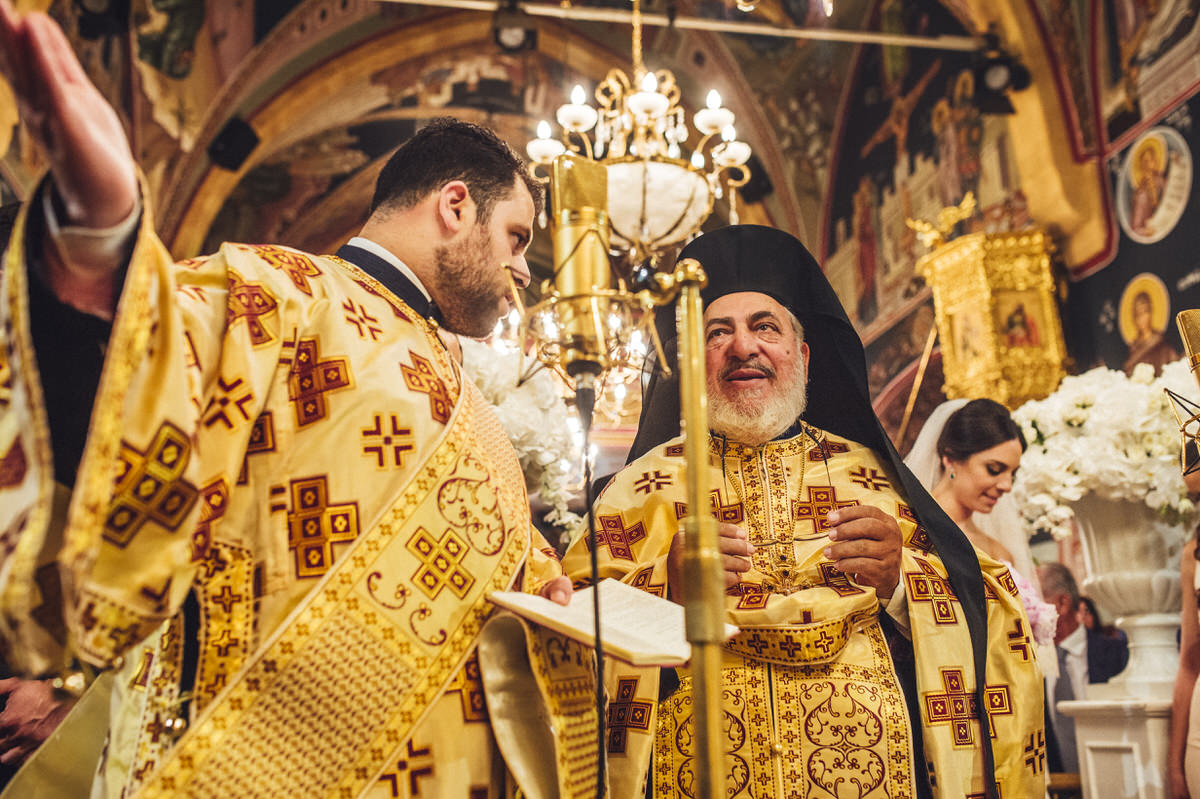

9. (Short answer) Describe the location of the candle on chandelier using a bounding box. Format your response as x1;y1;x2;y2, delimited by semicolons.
525;120;566;163
556;84;598;132
694;88;735;135
628;71;669;118
714;124;751;167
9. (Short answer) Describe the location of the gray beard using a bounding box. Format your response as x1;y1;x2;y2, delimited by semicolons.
707;367;808;446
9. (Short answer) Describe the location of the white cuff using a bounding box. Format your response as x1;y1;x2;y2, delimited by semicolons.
882;578;910;638
43;185;141;267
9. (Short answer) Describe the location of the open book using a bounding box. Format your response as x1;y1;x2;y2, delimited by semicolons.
489;578;738;667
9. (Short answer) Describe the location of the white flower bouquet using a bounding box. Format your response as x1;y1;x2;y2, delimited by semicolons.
1011;360;1198;539
459;338;583;531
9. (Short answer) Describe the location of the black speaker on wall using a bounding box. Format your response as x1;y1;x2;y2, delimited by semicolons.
208;117;260;171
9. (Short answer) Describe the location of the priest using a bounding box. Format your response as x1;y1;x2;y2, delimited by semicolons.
0;7;573;798
564;225;1044;799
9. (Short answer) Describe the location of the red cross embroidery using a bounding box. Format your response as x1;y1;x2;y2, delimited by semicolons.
288;338;352;427
362;413;415;468
848;465;890;491
791;485;857;537
629;565;665;597
250;244;323;296
673;489;743;524
286;475;360;579
377;741;435;797
408;527;475;600
211;585;241;615
897;502;935;553
594;513;647;562
444;655;488;723
1024;730;1045;774
239;412;276;486
808;441;849;462
342;298;382;341
105;422;199;546
923;667;978;746
906;557;959;624
401;352;452;425
203;377;255;429
1007;618;1031;661
633;470;672;494
607;678;653;754
817;562;865;596
996;568;1019;598
226;270;278;345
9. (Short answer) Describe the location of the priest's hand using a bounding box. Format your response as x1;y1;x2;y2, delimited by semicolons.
824;505;901;600
0;3;137;315
0;677;75;766
539;575;572;606
666;522;755;602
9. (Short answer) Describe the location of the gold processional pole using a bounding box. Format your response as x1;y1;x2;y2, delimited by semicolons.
672;259;725;799
522;152;725;798
639;258;725;799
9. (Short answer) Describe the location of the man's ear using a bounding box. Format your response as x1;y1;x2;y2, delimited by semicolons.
436;181;474;234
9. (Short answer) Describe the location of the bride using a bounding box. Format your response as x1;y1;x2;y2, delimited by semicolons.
904;398;1056;647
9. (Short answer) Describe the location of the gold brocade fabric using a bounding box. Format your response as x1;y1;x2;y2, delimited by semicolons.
563;428;1044;799
0;191;563;798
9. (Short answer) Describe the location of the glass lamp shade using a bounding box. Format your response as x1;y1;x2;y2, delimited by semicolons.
606;158;713;253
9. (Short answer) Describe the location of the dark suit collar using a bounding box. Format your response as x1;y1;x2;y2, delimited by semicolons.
336;243;438;322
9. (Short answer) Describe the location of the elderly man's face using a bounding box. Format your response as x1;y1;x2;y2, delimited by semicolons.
704;292;810;444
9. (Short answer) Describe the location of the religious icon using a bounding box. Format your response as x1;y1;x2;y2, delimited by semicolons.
853;176;880;325
993;292;1045;350
951;310;986;367
1117;126;1192;245
1118;272;1180;375
1004;303;1039;347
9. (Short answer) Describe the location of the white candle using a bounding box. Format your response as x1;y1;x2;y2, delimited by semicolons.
714;140;751;167
526;121;566;163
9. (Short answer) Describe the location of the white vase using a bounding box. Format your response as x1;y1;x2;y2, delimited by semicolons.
1070;494;1183;700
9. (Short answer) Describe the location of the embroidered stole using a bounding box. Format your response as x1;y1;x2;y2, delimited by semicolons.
132;382;528;798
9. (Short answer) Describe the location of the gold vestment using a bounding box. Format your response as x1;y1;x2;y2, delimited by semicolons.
0;195;566;798
564;427;1045;798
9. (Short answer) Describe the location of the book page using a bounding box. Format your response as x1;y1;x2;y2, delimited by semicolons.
489;579;737;666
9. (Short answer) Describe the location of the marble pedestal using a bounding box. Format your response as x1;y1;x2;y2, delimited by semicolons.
1057;697;1172;799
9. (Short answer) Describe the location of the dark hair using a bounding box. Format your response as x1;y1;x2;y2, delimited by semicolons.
369;118;544;222
1077;596;1112;634
936;398;1027;463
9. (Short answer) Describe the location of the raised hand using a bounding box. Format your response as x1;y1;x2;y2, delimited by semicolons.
824;505;902;600
0;3;137;317
0;3;137;231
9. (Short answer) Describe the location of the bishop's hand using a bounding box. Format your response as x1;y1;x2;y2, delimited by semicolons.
666;521;755;602
824;505;901;601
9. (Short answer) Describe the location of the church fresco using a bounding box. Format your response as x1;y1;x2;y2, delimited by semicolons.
819;0;1031;418
1102;0;1200;145
1030;0;1098;156
201;45;574;254
1066;94;1200;375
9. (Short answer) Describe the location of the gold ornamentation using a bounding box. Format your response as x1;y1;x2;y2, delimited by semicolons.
917;228;1067;408
906;192;977;250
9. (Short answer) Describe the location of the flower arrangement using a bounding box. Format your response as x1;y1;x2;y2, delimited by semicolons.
1011;359;1198;539
459;338;583;532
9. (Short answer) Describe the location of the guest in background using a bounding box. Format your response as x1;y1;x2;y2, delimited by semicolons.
1078;596;1129;685
1040;561;1085;774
